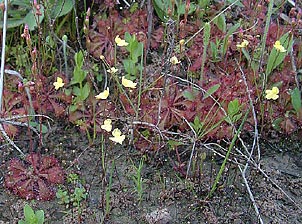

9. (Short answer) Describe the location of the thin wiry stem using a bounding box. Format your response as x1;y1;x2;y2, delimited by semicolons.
0;0;8;111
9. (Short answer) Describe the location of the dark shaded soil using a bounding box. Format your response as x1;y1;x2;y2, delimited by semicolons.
0;124;301;223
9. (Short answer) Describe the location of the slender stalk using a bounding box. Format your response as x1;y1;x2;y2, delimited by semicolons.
200;22;211;82
258;0;274;79
136;44;144;119
0;0;8;111
208;107;250;198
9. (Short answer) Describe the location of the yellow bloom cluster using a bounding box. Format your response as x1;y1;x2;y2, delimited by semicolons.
170;56;181;65
273;40;286;53
265;87;279;100
101;119;125;144
115;35;129;47
107;67;118;74
95;87;109;100
122;76;137;88
236;39;249;48
53;77;65;90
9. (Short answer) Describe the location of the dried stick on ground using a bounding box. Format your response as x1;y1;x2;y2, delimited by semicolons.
237;60;263;223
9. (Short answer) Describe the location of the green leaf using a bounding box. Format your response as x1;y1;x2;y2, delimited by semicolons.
0;1;44;30
176;1;196;15
222;22;241;56
210;41;219;61
225;99;242;123
48;0;74;18
228;99;240;115
213;14;226;32
24;204;36;223
72;86;81;96
24;204;35;217
242;48;251;65
81;83;91;101
167;140;183;149
29;121;48;134
203;84;220;100
69;104;78;113
152;0;171;22
265;32;293;77
35;210;45;224
74;51;84;68
123;59;138;76
23;5;44;30
272;117;283;131
227;0;244;7
182;89;195;101
290;87;302;114
71;67;86;85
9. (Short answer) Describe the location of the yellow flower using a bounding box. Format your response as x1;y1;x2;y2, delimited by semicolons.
100;55;105;60
122;76;137;88
115;35;129;47
265;87;279;100
273;40;286;53
53;77;65;90
109;128;125;144
170;56;181;65
95;87;109;100
101;119;112;132
107;67;118;74
236;39;249;48
179;39;185;45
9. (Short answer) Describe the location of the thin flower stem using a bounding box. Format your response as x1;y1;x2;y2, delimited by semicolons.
0;0;8;111
259;0;274;80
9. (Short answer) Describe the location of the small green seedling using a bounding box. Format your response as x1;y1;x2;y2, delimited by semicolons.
18;204;44;224
71;187;87;207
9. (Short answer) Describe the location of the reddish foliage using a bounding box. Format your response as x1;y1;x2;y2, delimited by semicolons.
5;153;65;201
31;73;72;116
68;94;117;133
87;9;163;64
0;88;27;139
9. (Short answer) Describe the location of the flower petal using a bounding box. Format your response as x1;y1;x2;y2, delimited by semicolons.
95;87;109;100
107;67;118;74
101;119;112;132
122;76;137;88
53;77;64;90
170;56;180;65
109;128;125;144
115;35;129;47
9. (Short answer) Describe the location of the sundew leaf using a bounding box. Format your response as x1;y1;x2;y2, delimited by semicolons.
265;32;293;77
203;84;220;100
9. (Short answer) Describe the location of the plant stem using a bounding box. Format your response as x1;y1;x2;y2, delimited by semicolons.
208;107;250;198
259;0;274;82
136;44;144;119
0;0;8;111
200;22;211;82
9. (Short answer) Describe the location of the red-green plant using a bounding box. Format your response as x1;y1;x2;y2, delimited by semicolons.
5;153;65;201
